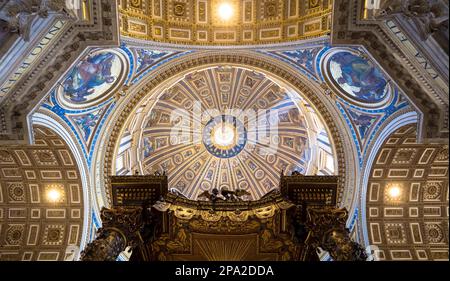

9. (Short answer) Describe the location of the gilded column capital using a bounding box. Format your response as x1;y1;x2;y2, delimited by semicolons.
99;207;144;246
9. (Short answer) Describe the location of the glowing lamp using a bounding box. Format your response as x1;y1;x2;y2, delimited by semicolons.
387;185;401;199
213;124;235;146
218;2;233;21
47;188;62;203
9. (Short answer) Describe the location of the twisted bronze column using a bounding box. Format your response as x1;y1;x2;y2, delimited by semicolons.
80;207;143;261
306;208;368;261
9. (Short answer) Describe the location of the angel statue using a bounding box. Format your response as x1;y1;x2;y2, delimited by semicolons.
375;0;449;41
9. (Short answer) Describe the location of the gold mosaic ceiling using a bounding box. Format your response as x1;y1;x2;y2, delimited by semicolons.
118;0;333;45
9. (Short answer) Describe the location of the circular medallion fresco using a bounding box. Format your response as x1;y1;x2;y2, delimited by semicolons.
324;49;392;107
56;49;127;109
202;115;247;158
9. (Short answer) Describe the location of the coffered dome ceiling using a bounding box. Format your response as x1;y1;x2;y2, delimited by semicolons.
115;66;335;200
118;0;333;45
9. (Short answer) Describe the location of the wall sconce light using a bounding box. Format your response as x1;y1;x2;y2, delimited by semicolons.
218;2;233;21
386;183;402;201
46;184;64;203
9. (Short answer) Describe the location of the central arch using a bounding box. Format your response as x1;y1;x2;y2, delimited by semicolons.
92;50;361;222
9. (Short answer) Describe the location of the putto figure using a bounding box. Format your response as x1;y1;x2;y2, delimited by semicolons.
198;188;251;202
375;0;449;40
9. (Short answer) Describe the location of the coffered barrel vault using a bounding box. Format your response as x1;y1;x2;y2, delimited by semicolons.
0;126;85;261
118;0;333;45
366;125;449;261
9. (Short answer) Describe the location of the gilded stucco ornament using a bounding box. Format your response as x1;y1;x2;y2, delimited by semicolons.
118;0;333;45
